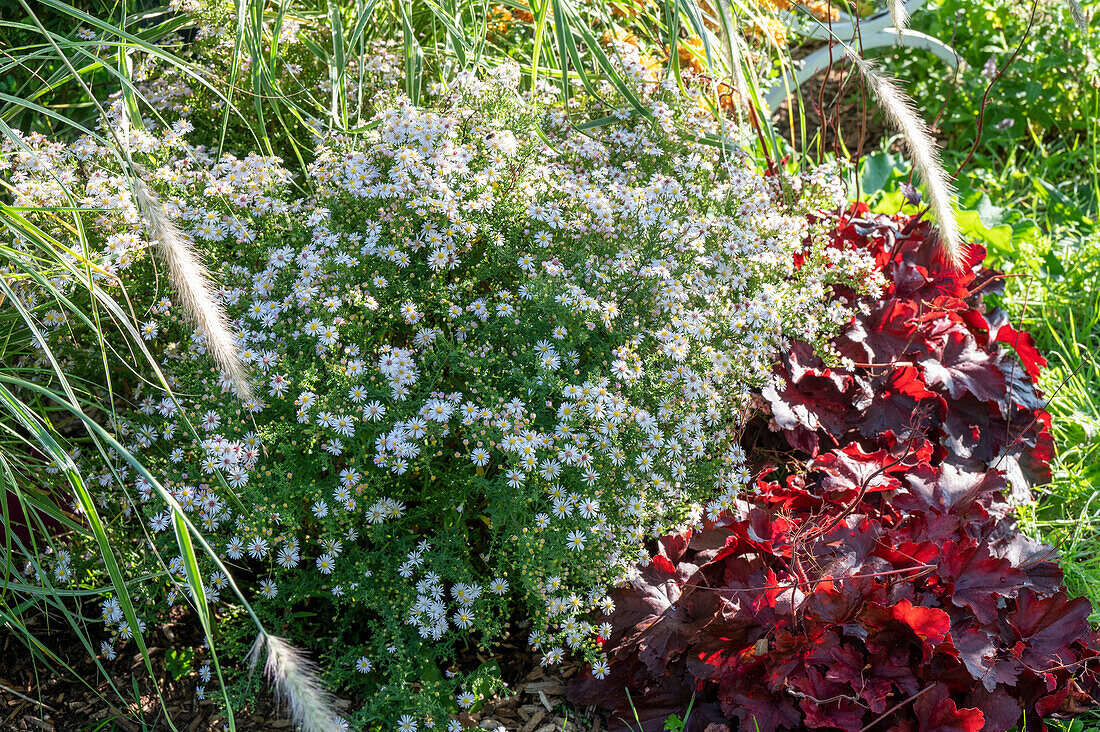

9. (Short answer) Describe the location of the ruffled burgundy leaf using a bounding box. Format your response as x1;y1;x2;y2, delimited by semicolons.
937;539;1027;623
812;443;904;495
1009;589;1093;670
566;207;1098;732
952;628;1020;691
913;684;985;732
920;330;1006;402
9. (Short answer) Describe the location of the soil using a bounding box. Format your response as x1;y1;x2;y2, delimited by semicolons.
0;610;603;732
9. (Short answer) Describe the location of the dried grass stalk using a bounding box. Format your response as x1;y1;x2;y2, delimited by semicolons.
132;175;252;400
849;56;964;267
247;634;343;732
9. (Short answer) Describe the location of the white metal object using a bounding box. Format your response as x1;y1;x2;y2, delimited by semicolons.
787;0;929;40
765;0;961;110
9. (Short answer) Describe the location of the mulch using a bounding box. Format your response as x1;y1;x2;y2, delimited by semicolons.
0;609;604;732
0;607;238;732
461;661;604;732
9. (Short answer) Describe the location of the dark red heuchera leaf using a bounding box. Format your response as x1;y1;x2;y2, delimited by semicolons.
994;322;1046;382
567;208;1099;732
936;539;1027;623
920;329;1007;402
892;600;951;644
813;443;905;496
1009;589;1094;670
912;684;985;732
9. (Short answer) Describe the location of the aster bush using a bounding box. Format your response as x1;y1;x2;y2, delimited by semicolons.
1;63;887;727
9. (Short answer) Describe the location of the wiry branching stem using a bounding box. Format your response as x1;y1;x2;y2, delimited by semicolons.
132;174;252;400
248;634;343;732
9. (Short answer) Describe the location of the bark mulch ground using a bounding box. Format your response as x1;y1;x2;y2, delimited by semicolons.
460;662;603;732
0;611;603;732
0;607;238;731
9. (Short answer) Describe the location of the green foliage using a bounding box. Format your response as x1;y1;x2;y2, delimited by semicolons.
663;713;685;731
124;0;788;174
0;0;799;727
873;0;1100;223
165;647;197;680
0;3;238;722
900;0;1099;142
6;0;1100;728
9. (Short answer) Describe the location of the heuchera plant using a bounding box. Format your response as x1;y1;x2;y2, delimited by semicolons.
568;205;1099;732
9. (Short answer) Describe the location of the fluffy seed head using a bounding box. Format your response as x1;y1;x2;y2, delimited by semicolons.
132;174;253;400
849;57;964;268
1065;0;1088;30
888;0;911;40
248;633;343;732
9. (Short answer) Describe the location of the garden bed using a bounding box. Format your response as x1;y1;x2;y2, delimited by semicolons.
3;0;1100;731
0;613;604;731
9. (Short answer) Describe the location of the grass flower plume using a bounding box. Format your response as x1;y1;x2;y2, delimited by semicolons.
133;173;252;401
888;0;910;40
248;633;342;732
851;57;964;268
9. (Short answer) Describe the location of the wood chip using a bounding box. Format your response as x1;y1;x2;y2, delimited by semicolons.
0;684;55;713
5;705;27;726
495;694;519;710
520;708;546;732
525;680;566;695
